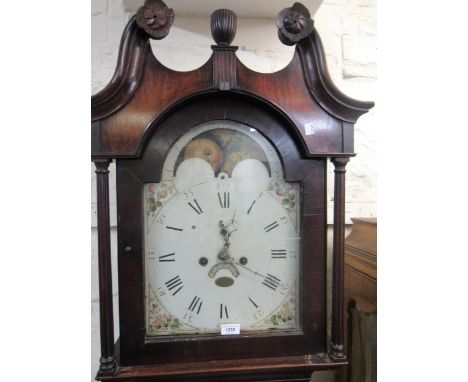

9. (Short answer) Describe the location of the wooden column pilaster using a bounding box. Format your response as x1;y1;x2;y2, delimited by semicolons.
329;157;349;360
94;159;116;376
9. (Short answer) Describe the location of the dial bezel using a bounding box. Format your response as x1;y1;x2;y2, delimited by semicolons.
145;121;301;336
116;97;327;365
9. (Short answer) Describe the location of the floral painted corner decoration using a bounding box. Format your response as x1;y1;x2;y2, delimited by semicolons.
270;302;295;327
136;0;175;40
145;181;176;233
276;2;314;46
147;284;186;335
267;179;299;227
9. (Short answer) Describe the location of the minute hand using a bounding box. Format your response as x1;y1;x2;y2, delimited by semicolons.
232;260;266;280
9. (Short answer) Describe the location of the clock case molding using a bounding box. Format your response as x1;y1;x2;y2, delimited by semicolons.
91;1;374;381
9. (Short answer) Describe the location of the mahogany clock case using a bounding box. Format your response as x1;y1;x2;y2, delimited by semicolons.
116;95;328;365
92;1;374;380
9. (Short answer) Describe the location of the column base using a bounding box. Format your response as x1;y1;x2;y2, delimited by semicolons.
98;355;117;377
329;343;346;360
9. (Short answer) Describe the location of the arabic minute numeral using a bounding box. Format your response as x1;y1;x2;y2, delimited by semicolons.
216;180;230;190
183;190;194;200
254;308;264;319
249;297;264;319
279;283;289;295
156;215;166;225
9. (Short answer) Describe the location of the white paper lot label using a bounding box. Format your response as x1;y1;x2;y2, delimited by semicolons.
220;324;240;335
304;123;316;136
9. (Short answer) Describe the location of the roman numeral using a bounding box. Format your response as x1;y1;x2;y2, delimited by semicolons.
220;303;229;319
158;252;175;262
165;275;184;296
271;249;287;259
248;297;258;308
166;226;183;231
187;296;203;314
247;200;256;215
218;192;230;208
247;193;263;215
264;221;279;233
262;274;281;291
188;199;203;215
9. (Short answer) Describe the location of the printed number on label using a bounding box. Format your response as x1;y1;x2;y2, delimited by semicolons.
220;324;240;335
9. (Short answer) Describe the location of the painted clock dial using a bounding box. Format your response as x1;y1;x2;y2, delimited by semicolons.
144;121;301;335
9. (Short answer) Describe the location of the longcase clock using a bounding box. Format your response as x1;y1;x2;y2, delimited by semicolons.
91;1;374;381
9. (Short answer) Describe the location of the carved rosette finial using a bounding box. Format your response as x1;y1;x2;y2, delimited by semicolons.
136;0;174;40
276;2;314;46
211;9;237;46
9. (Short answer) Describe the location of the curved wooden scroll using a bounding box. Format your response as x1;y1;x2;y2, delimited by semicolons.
297;33;374;123
92;17;150;121
91;6;373;160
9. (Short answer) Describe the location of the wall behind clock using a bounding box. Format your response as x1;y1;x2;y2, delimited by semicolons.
91;0;376;380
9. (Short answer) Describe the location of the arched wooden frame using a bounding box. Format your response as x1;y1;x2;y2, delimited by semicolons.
117;96;327;365
92;2;374;381
91;19;373;160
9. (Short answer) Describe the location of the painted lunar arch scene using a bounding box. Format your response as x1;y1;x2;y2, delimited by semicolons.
144;121;301;336
174;127;271;177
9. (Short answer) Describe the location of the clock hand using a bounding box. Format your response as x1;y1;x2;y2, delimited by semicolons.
226;227;238;239
218;220;236;258
232;259;267;280
217;221;265;280
230;209;237;226
221;209;237;228
219;210;238;237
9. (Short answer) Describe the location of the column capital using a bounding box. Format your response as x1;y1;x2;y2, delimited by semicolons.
331;157;349;172
94;159;112;173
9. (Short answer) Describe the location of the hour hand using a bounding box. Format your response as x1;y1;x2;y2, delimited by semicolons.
219;220;228;236
218;220;235;245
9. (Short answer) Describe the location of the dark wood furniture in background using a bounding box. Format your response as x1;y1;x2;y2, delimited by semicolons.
345;218;376;312
91;1;374;381
341;218;377;382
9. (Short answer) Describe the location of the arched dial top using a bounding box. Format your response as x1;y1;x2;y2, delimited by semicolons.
144;121;301;335
162;120;284;180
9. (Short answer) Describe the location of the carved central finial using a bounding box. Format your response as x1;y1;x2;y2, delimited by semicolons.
211;9;237;46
